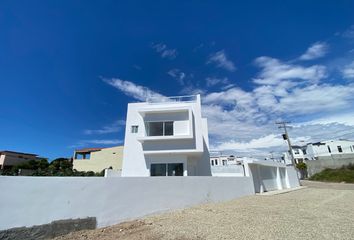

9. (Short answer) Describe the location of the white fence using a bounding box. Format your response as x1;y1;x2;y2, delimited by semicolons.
0;176;255;231
211;165;245;177
0;163;300;231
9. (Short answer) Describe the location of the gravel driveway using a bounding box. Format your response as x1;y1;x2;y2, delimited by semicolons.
54;181;354;240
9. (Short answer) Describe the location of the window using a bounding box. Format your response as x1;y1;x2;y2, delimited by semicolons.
337;146;343;153
211;160;214;166
215;159;218;165
150;164;166;176
150;163;183;176
75;152;91;160
168;163;183;176
164;121;173;136
131;125;139;133
303;149;307;155
294;149;300;155
351;146;353;152
328;146;331;153
146;121;174;136
222;160;227;166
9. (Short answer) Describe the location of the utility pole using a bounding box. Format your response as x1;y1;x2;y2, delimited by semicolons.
276;121;295;166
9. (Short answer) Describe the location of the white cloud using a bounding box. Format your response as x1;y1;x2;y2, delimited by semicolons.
342;61;354;79
102;77;165;101
205;77;229;87
254;56;327;85
301;113;354;127
207;50;236;72
167;69;186;85
152;43;177;59
215;134;285;151
105;55;354;159
299;42;329;60
342;25;354;39
84;120;125;135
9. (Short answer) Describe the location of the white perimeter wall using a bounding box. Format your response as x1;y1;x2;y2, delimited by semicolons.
0;176;254;231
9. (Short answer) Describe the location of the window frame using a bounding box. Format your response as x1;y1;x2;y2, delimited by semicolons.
145;121;174;136
150;163;184;176
131;125;139;133
337;145;343;153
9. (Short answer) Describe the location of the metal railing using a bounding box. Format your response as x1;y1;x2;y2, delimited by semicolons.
146;95;197;103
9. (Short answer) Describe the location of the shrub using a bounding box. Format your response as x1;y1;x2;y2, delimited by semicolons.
309;164;354;183
296;162;307;170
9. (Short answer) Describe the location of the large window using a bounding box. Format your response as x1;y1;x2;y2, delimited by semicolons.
337;146;343;153
150;163;183;176
146;121;174;136
150;164;166;176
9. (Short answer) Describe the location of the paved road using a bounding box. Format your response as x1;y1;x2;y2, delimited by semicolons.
55;181;354;240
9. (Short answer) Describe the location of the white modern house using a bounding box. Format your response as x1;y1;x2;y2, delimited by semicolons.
210;155;239;166
306;140;354;159
121;95;211;177
282;139;354;164
282;146;307;164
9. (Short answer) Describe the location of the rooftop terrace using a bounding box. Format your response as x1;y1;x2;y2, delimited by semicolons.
146;95;198;104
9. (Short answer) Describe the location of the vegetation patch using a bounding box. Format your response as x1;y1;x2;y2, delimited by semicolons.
1;158;104;177
309;164;354;183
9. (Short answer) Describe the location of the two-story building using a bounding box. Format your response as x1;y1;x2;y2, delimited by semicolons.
73;146;124;173
305;140;354;160
121;95;211;177
282;139;354;164
210;155;240;166
0;150;39;170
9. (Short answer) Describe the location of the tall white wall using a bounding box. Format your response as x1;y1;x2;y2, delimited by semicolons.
0;176;255;231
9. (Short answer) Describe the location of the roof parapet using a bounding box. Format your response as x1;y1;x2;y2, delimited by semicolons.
146;95;198;104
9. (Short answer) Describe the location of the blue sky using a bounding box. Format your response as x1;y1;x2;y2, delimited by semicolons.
1;1;354;159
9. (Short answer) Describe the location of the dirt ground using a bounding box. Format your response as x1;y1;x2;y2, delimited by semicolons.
54;181;354;240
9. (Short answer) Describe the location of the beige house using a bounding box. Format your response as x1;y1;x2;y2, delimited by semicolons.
73;146;124;173
0;150;39;170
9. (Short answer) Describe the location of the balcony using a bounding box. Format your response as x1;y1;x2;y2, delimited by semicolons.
137;107;193;142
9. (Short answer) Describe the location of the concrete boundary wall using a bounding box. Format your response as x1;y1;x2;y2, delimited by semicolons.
0;176;255;231
305;155;354;176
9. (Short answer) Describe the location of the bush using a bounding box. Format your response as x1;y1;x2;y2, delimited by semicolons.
309;164;354;183
0;158;104;177
296;162;307;170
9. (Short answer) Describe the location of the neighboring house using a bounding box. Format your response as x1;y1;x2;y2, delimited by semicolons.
282;146;307;164
210;155;240;166
122;94;211;177
306;140;354;159
282;139;354;164
210;155;244;177
0;150;39;170
73;146;124;173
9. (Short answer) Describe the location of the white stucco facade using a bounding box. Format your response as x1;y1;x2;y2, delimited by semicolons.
306;140;354;159
283;140;354;163
122;95;211;177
